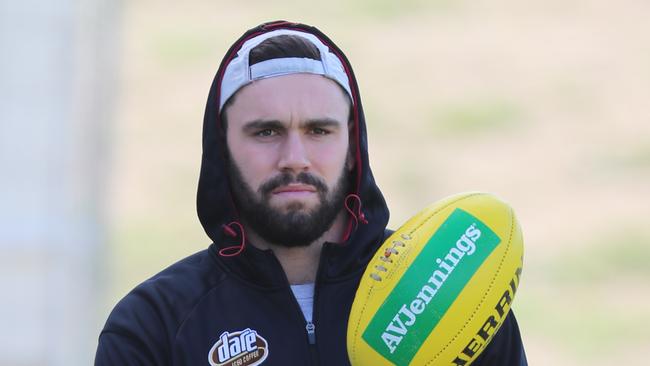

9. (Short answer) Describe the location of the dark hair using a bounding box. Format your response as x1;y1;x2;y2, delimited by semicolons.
249;34;321;65
221;35;322;130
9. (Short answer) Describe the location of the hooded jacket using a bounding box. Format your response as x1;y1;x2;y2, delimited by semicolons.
95;21;527;365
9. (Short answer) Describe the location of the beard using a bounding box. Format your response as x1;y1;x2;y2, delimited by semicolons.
227;161;351;248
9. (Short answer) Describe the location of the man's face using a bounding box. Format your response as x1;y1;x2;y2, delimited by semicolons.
224;73;353;247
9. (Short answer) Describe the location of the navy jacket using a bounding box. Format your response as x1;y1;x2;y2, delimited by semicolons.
96;21;527;365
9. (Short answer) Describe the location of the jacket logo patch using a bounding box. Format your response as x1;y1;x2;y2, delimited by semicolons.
208;328;269;366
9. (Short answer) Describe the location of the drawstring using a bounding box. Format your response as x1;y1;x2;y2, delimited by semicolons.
345;193;368;227
219;221;246;257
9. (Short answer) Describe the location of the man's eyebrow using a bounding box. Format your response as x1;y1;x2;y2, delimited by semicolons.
242;119;285;132
243;118;344;132
303;118;343;129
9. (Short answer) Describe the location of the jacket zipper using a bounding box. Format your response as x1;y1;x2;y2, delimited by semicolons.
306;321;316;344
301;246;328;365
276;265;322;365
286;285;318;365
272;245;328;365
308;244;331;366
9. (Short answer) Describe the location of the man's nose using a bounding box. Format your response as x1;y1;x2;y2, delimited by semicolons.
278;132;311;172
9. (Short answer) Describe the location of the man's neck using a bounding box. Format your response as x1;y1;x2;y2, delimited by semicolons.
243;211;347;285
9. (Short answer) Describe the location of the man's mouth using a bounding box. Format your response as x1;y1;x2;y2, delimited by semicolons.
272;184;317;195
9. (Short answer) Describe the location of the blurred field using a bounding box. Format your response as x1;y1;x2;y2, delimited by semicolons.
105;0;650;364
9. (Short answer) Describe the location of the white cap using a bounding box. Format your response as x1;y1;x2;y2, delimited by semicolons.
219;29;353;110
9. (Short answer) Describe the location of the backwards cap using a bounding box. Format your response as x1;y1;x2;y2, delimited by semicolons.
219;29;353;110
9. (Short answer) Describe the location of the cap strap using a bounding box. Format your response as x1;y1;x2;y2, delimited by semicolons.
250;57;325;80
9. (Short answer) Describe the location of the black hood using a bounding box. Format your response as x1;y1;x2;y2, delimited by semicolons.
196;20;389;283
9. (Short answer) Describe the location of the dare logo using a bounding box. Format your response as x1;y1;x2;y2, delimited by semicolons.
208;328;269;366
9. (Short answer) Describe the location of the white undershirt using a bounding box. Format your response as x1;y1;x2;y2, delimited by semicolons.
290;283;315;322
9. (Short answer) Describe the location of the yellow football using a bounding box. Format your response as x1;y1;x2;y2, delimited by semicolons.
347;192;524;366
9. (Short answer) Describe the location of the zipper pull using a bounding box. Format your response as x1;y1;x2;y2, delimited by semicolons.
306;321;316;345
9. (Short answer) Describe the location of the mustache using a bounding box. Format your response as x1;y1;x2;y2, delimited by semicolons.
259;172;328;196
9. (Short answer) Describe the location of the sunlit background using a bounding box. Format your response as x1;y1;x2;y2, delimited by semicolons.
2;0;649;365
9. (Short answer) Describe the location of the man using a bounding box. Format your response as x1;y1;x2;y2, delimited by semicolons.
96;21;527;365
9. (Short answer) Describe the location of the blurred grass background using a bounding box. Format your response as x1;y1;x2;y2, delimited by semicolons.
104;0;650;364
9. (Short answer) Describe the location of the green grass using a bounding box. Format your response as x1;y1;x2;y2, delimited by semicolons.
347;0;460;19
429;99;524;137
152;32;217;67
546;231;650;284
517;227;650;360
108;218;207;301
599;144;650;171
518;291;650;359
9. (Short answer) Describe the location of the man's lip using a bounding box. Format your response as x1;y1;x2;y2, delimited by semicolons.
272;184;317;194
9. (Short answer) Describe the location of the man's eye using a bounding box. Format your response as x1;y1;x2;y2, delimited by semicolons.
255;129;277;137
310;127;329;135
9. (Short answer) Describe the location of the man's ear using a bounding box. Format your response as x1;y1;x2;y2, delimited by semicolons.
346;151;355;171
